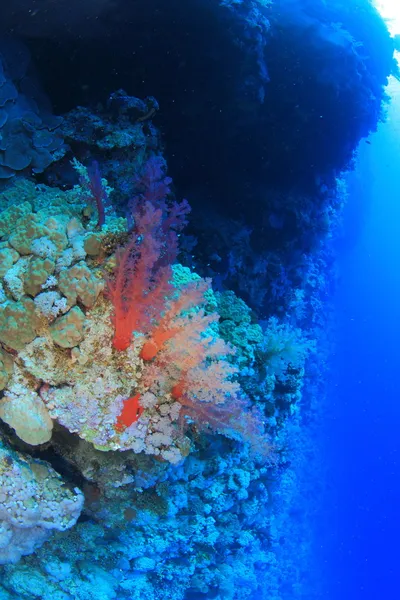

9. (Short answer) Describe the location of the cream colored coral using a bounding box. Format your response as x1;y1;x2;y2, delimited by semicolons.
3;257;29;301
0;247;19;278
0;441;83;564
0;370;53;445
24;257;55;297
8;213;68;257
0;202;32;238
84;232;103;256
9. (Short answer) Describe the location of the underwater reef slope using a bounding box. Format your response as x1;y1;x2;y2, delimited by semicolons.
0;162;314;599
1;0;394;196
0;1;396;599
2;0;394;312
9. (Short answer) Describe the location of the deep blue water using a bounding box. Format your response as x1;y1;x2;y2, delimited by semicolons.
324;77;400;599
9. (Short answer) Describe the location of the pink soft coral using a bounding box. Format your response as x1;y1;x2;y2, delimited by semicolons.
140;284;270;456
140;279;210;360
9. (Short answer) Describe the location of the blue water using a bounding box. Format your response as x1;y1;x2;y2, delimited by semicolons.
324;77;400;599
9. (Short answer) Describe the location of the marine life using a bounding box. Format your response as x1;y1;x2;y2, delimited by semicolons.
0;0;397;597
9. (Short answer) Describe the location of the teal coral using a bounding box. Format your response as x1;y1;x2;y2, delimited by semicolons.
216;290;264;365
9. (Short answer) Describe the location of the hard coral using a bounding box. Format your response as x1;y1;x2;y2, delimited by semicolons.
0;441;83;565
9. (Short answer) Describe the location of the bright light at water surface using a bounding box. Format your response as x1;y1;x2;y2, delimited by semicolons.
374;0;400;35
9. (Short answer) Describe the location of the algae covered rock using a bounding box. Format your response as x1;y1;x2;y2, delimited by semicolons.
0;349;13;391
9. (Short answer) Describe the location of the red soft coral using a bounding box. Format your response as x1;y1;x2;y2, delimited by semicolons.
107;156;189;351
106;201;172;350
107;157;269;456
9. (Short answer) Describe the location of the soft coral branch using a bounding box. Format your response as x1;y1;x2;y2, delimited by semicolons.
86;160;107;228
140;283;270;456
107;201;172;350
130;156;190;264
107;156;189;351
178;393;270;457
140;279;211;360
107;155;270;456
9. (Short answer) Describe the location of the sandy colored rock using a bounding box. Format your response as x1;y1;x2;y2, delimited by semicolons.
0;348;13;391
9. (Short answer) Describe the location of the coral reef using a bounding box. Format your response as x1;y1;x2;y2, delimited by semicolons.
0;163;311;586
0;1;395;597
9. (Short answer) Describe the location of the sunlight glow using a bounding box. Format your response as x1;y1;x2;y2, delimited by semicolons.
374;0;400;35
